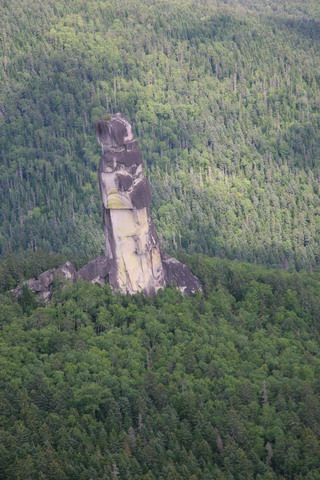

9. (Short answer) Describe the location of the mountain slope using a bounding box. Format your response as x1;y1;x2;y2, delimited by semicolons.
0;0;319;268
1;254;320;479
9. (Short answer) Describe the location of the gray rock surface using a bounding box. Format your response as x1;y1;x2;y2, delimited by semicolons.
96;114;166;294
95;113;201;295
76;256;110;284
13;257;110;302
162;256;202;295
13;261;77;302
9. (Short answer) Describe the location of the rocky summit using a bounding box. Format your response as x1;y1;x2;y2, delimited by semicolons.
15;115;201;300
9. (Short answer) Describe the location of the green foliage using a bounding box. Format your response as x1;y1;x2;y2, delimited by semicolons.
0;248;70;293
1;254;320;478
0;0;319;268
1;2;320;478
0;249;67;292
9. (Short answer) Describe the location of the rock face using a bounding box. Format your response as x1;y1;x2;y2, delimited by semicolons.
12;261;77;302
14;114;201;301
162;255;202;295
76;256;110;285
13;257;111;303
96;114;201;295
96;114;166;295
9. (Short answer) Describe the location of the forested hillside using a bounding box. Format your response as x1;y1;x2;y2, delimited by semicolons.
1;255;320;479
1;0;320;269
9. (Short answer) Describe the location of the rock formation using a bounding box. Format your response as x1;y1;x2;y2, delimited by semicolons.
14;114;201;301
12;257;110;302
15;261;77;303
96;114;165;295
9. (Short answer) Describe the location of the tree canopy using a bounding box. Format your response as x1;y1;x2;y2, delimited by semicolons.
0;0;319;269
1;254;320;478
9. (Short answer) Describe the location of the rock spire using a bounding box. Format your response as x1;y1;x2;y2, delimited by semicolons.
13;114;201;301
96;114;165;295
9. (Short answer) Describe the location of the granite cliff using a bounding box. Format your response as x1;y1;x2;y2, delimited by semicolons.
96;114;165;295
15;115;201;300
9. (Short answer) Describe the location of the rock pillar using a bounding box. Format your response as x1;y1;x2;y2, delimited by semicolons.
96;114;166;294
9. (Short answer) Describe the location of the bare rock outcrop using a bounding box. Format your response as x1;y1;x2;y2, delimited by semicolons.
96;114;201;295
12;261;77;302
12;257;111;303
162;256;201;295
14;114;201;300
96;114;166;295
76;256;110;285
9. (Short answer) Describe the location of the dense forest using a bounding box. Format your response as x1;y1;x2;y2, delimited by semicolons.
1;0;320;268
1;1;320;478
1;255;320;479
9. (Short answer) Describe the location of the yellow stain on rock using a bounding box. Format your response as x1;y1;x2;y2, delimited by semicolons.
110;208;164;293
107;194;133;209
